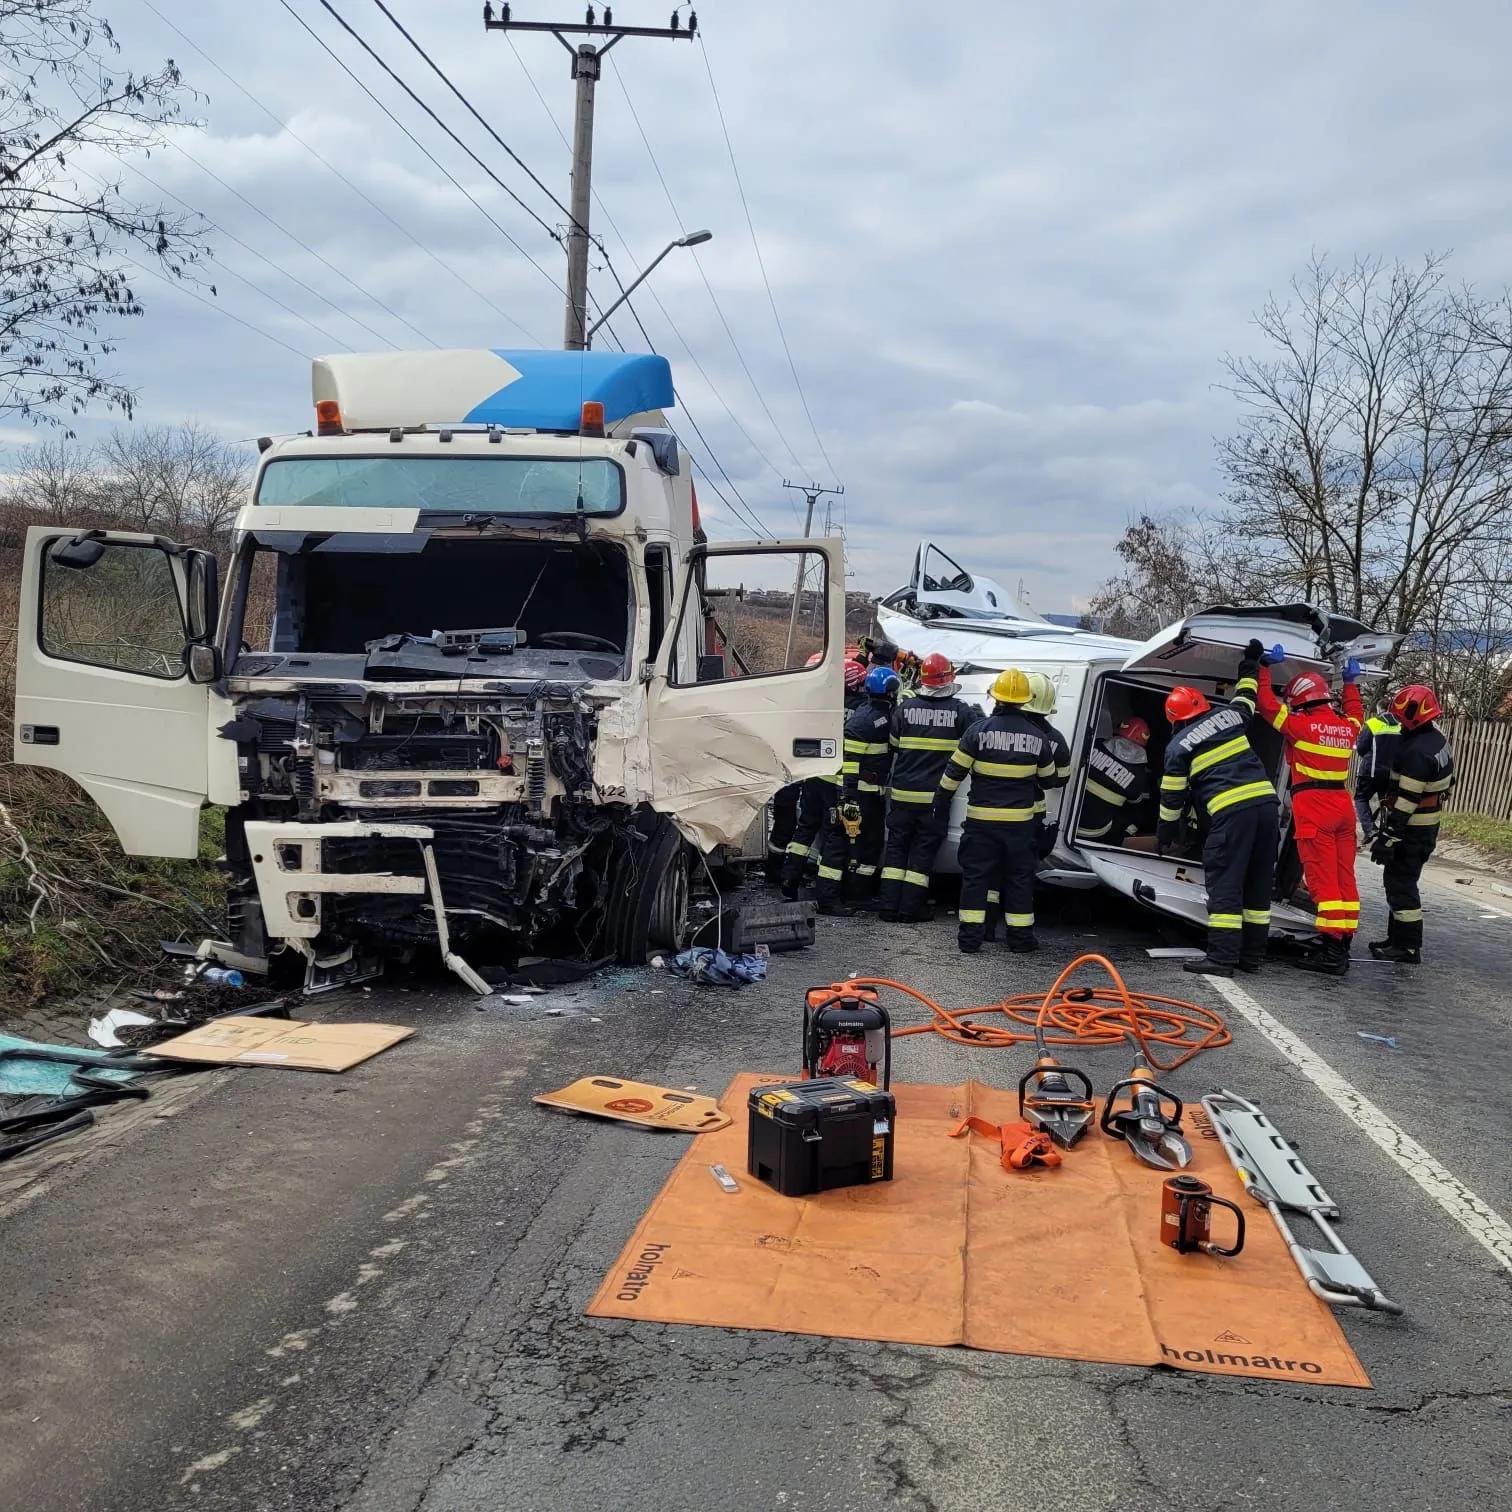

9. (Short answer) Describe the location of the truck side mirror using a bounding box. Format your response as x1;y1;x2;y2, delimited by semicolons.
187;643;222;683
186;549;220;643
48;532;107;569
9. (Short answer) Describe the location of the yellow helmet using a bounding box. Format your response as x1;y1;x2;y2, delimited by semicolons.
989;667;1031;705
1024;672;1057;715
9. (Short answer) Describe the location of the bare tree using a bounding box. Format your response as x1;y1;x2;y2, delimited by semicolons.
1080;512;1266;640
1217;255;1512;643
96;422;248;541
1;1;206;431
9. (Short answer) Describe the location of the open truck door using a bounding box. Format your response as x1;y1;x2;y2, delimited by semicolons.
11;527;237;859
647;538;845;850
1068;603;1399;936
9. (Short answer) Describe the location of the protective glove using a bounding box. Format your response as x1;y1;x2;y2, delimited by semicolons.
1244;639;1265;663
1263;643;1286;666
1370;832;1396;866
1343;657;1362;683
1036;822;1059;860
839;801;863;841
931;791;953;822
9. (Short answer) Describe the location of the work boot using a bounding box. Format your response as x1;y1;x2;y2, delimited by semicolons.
958;939;982;955
1236;959;1264;974
780;882;800;902
817;902;853;919
877;910;900;923
1293;935;1348;977
1183;956;1235;978
1006;935;1040;954
1368;940;1421;964
901;906;937;924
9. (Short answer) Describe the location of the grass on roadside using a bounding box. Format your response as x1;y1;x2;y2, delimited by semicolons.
0;765;226;1012
1441;810;1512;860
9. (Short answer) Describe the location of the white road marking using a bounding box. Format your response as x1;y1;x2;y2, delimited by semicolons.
1206;974;1512;1275
179;1446;240;1485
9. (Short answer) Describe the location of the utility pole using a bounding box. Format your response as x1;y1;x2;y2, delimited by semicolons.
782;479;844;664
483;5;698;351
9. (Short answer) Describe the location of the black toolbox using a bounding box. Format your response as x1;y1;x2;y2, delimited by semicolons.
747;1077;895;1197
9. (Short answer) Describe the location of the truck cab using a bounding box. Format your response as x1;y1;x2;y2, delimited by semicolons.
12;350;845;987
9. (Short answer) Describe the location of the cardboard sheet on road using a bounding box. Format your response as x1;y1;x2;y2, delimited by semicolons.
588;1074;1371;1388
146;1016;412;1072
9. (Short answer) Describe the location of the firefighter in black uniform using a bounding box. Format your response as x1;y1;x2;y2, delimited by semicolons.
1022;673;1074;859
1354;698;1402;841
815;665;898;913
1157;667;1278;977
781;655;867;899
1369;683;1455;964
879;652;979;923
1075;716;1152;844
936;667;1067;954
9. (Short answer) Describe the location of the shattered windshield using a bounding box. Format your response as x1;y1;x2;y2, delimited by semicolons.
234;535;633;678
254;456;624;516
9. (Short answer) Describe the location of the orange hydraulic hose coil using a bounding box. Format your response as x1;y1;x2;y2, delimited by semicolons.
854;952;1230;1074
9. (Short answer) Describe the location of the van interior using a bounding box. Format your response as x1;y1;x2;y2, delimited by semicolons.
1072;672;1293;872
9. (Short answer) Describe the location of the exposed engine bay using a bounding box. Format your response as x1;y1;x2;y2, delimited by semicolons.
219;531;685;989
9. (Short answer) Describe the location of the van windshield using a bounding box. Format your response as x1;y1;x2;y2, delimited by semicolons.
255;456;625;516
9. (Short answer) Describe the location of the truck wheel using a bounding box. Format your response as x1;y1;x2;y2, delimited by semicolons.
605;815;692;963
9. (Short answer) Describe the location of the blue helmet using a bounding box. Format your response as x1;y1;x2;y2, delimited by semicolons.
864;666;900;697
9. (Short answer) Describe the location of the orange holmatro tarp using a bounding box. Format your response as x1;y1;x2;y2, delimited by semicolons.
587;1074;1371;1388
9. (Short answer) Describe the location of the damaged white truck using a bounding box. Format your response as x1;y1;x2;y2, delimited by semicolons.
12;350;845;988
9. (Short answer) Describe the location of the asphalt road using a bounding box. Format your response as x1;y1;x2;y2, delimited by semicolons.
2;861;1510;1512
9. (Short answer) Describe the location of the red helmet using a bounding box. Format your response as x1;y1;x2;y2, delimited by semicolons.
1165;686;1210;724
843;658;868;692
1118;716;1151;746
920;652;955;687
1282;671;1331;708
1390;683;1442;731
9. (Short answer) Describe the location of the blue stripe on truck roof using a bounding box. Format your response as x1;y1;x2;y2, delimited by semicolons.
462;350;674;429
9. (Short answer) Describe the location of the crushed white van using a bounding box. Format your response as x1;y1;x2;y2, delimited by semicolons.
877;540;1398;935
12;350;845;988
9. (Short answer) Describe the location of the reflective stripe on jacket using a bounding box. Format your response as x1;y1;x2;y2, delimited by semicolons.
888;692;981;802
1254;666;1363;789
1385;725;1455;841
1079;737;1149;838
939;708;1069;824
1157;694;1274;846
842;696;894;797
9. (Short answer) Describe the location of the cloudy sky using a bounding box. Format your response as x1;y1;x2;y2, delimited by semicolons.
13;0;1512;610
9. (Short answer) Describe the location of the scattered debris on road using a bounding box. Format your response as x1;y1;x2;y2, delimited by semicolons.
534;1075;731;1133
668;946;768;986
146;1016;413;1073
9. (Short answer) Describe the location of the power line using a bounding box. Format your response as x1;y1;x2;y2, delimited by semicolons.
366;0;575;228
117;251;314;362
130;0;543;344
167;136;430;348
276;0;567;300
608;55;814;489
699;35;841;489
77;158;356;353
309;0;563;248
450;31;780;541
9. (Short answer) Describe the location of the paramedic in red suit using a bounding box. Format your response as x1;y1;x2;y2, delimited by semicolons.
1245;639;1365;976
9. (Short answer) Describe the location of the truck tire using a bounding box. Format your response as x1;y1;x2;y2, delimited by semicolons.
604;814;692;963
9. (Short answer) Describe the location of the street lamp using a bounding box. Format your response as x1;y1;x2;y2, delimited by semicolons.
586;230;712;345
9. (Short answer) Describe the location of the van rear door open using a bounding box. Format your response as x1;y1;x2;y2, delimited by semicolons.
1067;603;1400;936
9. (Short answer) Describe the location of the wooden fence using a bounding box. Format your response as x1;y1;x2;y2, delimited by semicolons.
1443;717;1512;821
